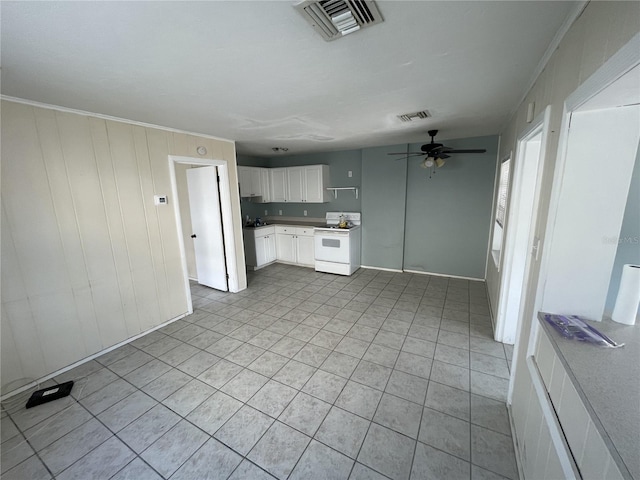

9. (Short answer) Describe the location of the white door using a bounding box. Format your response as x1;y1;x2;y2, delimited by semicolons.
314;231;350;263
297;235;315;266
270;168;288;202
255;234;268;267
260;169;271;203
186;166;228;291
250;168;262;197
494;110;549;344
238;166;251;197
287;167;305;202
276;233;296;262
265;234;277;263
304;166;323;203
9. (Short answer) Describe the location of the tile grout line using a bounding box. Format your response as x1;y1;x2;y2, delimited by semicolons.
5;266;505;479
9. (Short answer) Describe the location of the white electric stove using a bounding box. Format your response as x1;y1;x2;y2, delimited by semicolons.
314;212;361;275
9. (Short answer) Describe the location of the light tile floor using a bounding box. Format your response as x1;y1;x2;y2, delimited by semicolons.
1;265;517;480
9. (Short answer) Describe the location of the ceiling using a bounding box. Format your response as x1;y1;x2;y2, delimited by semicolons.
1;1;579;157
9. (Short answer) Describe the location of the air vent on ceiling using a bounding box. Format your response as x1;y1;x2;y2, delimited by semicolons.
397;110;431;122
295;0;384;41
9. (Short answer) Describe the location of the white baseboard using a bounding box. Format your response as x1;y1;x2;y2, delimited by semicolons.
360;265;403;273
1;311;190;401
402;269;484;282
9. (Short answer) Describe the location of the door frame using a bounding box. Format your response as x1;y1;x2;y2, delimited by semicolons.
169;155;240;312
494;106;551;344
508;32;640;402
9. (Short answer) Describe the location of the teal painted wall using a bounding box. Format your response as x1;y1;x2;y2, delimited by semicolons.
403;136;499;278
238;136;499;279
605;146;640;315
361;145;408;270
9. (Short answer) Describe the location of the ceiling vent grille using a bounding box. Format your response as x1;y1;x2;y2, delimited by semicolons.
295;0;384;41
397;110;431;122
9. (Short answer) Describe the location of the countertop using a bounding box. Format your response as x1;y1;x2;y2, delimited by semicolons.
538;313;639;479
243;220;325;230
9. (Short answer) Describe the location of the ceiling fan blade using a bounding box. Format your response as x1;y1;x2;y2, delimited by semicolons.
394;156;424;161
440;148;487;154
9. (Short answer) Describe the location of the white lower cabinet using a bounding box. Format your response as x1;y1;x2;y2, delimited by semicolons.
255;233;276;267
295;229;315;266
244;226;276;270
511;326;627;480
275;226;315;267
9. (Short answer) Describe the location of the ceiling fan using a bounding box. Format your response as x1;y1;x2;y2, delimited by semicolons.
388;129;487;174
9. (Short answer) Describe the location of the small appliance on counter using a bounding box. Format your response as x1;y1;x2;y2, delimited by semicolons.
314;212;361;275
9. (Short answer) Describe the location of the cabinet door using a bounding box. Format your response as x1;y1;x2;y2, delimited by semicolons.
255;235;268;267
304;165;324;203
270;168;288;202
266;234;277;263
276;233;296;262
259;169;271;203
238;166;251;197
287;167;305;203
250;168;262;197
296;234;315;266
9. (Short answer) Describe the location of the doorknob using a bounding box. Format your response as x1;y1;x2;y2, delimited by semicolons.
191;234;197;238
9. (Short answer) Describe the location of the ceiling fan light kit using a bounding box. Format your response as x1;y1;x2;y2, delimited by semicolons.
388;129;486;178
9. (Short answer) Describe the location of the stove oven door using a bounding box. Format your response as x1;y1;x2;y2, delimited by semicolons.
314;230;350;264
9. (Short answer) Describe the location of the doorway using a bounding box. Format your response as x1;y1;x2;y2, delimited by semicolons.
186;166;228;292
494;107;551;344
169;155;241;312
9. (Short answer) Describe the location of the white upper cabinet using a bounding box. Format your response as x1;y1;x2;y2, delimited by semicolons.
304;165;329;203
287;167;305;203
246;164;329;203
238;166;270;200
238;166;251;197
270;168;288;202
285;165;330;203
259;169;271;203
250;168;262;197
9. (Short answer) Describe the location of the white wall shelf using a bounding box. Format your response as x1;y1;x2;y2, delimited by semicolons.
326;186;359;199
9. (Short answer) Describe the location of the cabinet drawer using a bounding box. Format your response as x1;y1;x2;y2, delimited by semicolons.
295;227;314;236
255;226;275;237
275;226;294;234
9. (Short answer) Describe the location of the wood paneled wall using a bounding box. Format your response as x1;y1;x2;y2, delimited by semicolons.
1;101;242;390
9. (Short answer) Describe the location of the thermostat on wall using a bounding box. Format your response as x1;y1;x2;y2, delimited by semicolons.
154;195;168;206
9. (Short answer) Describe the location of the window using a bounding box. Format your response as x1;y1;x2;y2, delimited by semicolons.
492;157;511;266
496;159;511;228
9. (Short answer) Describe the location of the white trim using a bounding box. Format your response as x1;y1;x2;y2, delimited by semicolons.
1;311;189;401
497;107;550;346
360;265;403;273
535;32;640;330
491;151;513;269
402;269;484;282
509;33;640;401
506;1;588;124
568;32;640;111
507;404;526;480
484;136;502;280
169;155;241;294
1;95;235;145
526;356;581;479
